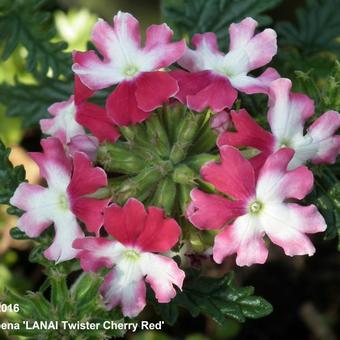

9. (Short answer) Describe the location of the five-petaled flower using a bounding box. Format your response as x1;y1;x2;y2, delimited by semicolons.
172;17;279;112
72;11;186;126
187;146;326;266
218;78;340;171
73;198;185;317
10;138;110;262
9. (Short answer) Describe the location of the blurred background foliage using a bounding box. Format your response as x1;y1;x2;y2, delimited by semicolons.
0;0;339;339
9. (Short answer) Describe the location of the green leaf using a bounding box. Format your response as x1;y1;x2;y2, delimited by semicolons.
10;227;29;240
293;61;340;113
151;269;272;325
0;78;73;127
307;164;340;250
238;296;273;319
4;271;125;338
0;0;71;77
276;0;340;57
162;0;282;48
0;140;26;206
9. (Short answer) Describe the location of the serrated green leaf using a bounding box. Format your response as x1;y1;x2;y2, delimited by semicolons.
0;0;71;77
151;269;272;325
276;0;340;56
307;164;340;250
162;0;282;48
5;271;126;338
0;78;73;127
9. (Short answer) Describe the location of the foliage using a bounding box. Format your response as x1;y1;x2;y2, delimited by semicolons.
0;140;26;206
293;60;340;113
0;78;73;127
0;0;70;78
274;0;340;77
151;269;273;325
276;0;340;57
290;62;340;250
308;164;340;250
162;0;282;48
3;270;125;339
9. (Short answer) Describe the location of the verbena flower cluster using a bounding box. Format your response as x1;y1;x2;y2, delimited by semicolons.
10;12;340;318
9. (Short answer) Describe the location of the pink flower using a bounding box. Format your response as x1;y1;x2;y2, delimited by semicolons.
187;146;326;266
72;11;186;126
172;17;279;112
41;56;120;159
10;138;110;263
218;79;340;171
73;198;185;318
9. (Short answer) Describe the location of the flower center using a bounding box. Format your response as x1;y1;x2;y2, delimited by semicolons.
58;193;69;211
248;200;263;215
124;249;140;261
123;65;139;78
279;139;291;148
215;65;234;77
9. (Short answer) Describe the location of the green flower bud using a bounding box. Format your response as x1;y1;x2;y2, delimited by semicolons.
50;271;69;309
163;104;187;143
170;111;203;164
26;292;51;319
3;288;34;318
189;229;206;252
185;153;219;173
178;184;192;214
189;121;217;154
145;114;170;157
114;161;173;203
172;164;196;185
97;142;145;175
152;176;177;214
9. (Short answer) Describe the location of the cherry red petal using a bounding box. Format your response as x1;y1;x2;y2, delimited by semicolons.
71;197;110;234
135;71;178;112
76;102;120;143
104;198;147;247
74;75;94;105
218;109;275;152
201;146;256;200
187;75;237;112
171;70;213;104
106;81;151;126
68;152;107;198
172;70;237;112
134;206;181;253
187;188;245;230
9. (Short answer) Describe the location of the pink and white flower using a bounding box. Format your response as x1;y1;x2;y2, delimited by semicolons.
72;11;186;126
73;198;185;317
41;59;120;159
218;78;340;170
187;146;326;266
10;138;110;262
172;17;279;112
